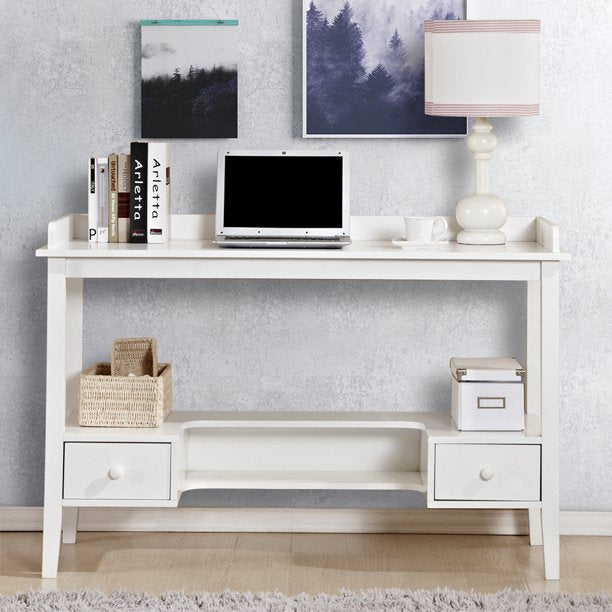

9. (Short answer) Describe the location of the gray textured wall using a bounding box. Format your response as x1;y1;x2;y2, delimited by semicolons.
1;0;611;510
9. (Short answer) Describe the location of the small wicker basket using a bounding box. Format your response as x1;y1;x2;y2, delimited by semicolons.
78;363;172;427
111;337;158;377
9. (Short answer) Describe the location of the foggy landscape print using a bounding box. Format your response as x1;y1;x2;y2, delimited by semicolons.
141;20;238;138
304;0;466;137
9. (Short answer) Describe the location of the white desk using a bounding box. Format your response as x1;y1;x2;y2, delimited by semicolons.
36;214;569;579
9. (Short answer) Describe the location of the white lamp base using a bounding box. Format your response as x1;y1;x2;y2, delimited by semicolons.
457;229;506;245
455;118;508;245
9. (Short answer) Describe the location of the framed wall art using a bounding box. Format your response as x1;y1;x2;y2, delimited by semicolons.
302;1;467;138
141;19;238;138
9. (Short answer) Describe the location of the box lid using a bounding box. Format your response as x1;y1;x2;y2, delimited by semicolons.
450;357;525;382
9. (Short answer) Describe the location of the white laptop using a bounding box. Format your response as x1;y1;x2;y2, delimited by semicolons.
215;150;351;248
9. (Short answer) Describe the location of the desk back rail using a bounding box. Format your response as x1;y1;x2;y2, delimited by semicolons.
44;214;560;252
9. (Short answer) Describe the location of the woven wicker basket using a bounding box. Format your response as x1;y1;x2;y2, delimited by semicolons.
78;363;172;427
111;337;158;377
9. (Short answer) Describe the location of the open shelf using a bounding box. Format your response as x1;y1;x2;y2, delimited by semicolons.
178;422;427;497
179;470;425;492
64;410;542;442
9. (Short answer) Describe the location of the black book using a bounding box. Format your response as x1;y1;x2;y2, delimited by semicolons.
130;141;148;243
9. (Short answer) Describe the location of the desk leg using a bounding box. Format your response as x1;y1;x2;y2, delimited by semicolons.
528;509;543;546
540;262;560;580
527;280;543;547
63;274;83;545
42;260;83;578
62;508;79;544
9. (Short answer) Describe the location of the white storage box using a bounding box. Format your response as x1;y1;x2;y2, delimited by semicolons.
450;357;525;431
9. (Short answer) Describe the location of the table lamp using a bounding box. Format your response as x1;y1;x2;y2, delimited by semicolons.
424;20;540;245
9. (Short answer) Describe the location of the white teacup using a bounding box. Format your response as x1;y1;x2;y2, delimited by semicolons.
404;217;448;242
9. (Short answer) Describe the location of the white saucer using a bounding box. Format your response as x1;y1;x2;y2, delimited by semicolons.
391;239;449;250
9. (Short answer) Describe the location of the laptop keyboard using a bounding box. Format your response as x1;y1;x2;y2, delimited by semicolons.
226;236;345;241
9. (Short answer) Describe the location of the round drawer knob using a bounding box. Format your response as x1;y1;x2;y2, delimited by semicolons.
108;465;124;480
479;467;495;481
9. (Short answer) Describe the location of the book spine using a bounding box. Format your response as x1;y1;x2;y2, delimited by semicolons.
147;142;170;243
167;151;172;240
117;154;130;242
130;142;147;243
108;153;119;243
97;157;109;243
88;157;98;242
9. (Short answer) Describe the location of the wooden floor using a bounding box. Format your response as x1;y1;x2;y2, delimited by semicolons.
1;532;611;595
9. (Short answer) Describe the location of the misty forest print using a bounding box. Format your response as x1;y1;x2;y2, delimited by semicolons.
141;21;238;139
305;0;466;136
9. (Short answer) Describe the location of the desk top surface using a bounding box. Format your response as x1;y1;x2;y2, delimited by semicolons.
36;239;569;261
36;214;570;262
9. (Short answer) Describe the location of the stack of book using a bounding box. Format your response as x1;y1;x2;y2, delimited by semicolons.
88;142;171;244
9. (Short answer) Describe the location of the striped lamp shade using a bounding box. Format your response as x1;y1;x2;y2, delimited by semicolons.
424;20;540;117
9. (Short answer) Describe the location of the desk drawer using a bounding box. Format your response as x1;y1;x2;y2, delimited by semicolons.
64;442;171;500
434;444;540;501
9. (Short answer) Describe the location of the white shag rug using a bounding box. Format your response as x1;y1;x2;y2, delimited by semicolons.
1;588;611;612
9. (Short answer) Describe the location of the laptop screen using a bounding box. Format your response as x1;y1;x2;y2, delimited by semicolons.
223;155;343;228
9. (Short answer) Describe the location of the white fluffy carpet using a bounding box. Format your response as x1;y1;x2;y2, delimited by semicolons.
1;588;611;611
